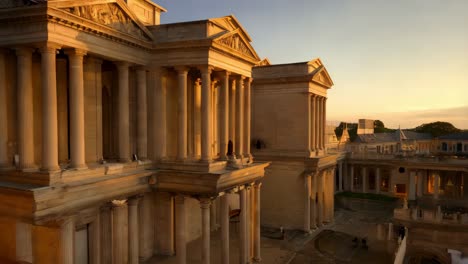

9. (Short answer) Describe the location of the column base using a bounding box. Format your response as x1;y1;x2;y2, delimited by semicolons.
20;165;39;173
69;164;88;170
253;257;262;263
40;166;61;173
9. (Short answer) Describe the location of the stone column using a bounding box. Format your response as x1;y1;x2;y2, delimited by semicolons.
310;95;316;154
128;196;141;264
338;162;343;192
153;68;167;160
200;198;211;264
100;204;112;264
136;67;148;160
408;171;416;200
229;79;236;155
315;97;321;153
317;171;323;226
112;200;129;264
0;51;8;169
240;188;248;263
362;167;367;193
88;213;100;264
322;97;327;151
200;66;212;162
139;194;155;261
310;172;317;229
194;79;202;158
304;174;311;233
243;77;252;160
434;171;440;199
253;183;262;262
235;75;245;159
176;67;189;160
219;71;230;160
330;169;335;222
16;48;36;170
116;62;131;162
210;199;217;231
416;171;423;197
175;195;186;264
65;49;87;169
32;218;75;264
376;167;381;194
246;186;252;261
40;44;60;171
350;165;354;192
220;194;230;264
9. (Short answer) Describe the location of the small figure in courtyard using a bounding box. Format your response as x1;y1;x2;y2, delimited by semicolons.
361;238;368;250
352;237;359;248
398;226;405;239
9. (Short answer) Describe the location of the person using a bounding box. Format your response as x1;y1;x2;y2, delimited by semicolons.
398;226;405;239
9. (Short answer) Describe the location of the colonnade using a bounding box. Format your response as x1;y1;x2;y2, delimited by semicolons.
0;43;150;171
152;67;253;163
303;167;335;233
175;182;262;264
309;95;327;156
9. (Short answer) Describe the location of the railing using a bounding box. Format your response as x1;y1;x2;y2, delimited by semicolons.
349;152;468;165
394;208;468;226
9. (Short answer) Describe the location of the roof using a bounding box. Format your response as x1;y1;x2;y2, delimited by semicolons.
354;129;432;143
439;132;468;140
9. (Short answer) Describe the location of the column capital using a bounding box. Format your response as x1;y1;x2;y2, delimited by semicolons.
128;195;143;206
114;61;130;68
199;198;211;209
38;42;61;53
174;194;186;204
243;76;253;84
14;47;34;57
254;182;263;189
150;66;168;75
111;199;128;207
235;74;245;81
174;65;189;74
197;65;213;75
64;48;87;57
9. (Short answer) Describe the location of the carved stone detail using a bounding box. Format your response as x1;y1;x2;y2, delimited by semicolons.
63;4;149;41
217;34;255;58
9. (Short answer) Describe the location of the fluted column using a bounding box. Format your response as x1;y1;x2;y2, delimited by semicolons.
330;169;335;221
40;44;60;171
0;51;8;169
220;194;230;264
219;71;230;160
200;198;211;264
153;67;167;160
175;195;186;264
229;79;236;155
240;188;247;263
253;183;262;262
88;213;100;264
128;196;141;264
32;218;75;264
200;66;213;162
322;97;327;151
434;171;440;199
245;186;251;262
309;95;316;154
176;67;189;160
194;79;202;158
16;48;36;171
100;204;112;263
235;76;245;159
136;67;147;160
315;96;321;153
304;174;311;233
310;172;317;229
112;200;129;264
317;171;323;226
243;77;252;160
116;62;131;162
65;49;87;169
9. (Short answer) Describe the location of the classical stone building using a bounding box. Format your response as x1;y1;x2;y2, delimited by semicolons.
251;59;346;232
0;1;271;263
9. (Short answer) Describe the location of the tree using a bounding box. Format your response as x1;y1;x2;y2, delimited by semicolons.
413;121;460;137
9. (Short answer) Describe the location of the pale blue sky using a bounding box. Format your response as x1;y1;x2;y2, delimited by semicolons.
155;0;468;128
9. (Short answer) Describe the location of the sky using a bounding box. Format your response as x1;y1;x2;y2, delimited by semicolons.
155;0;468;129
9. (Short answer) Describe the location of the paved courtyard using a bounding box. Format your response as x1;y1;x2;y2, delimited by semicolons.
145;205;395;264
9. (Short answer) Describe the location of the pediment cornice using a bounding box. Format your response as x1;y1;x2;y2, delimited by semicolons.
213;29;260;62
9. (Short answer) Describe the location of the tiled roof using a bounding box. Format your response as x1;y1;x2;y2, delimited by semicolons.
439;132;468;140
354;129;432;143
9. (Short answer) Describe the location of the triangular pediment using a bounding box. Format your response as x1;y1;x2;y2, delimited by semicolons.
214;30;259;61
52;0;153;41
309;59;334;88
